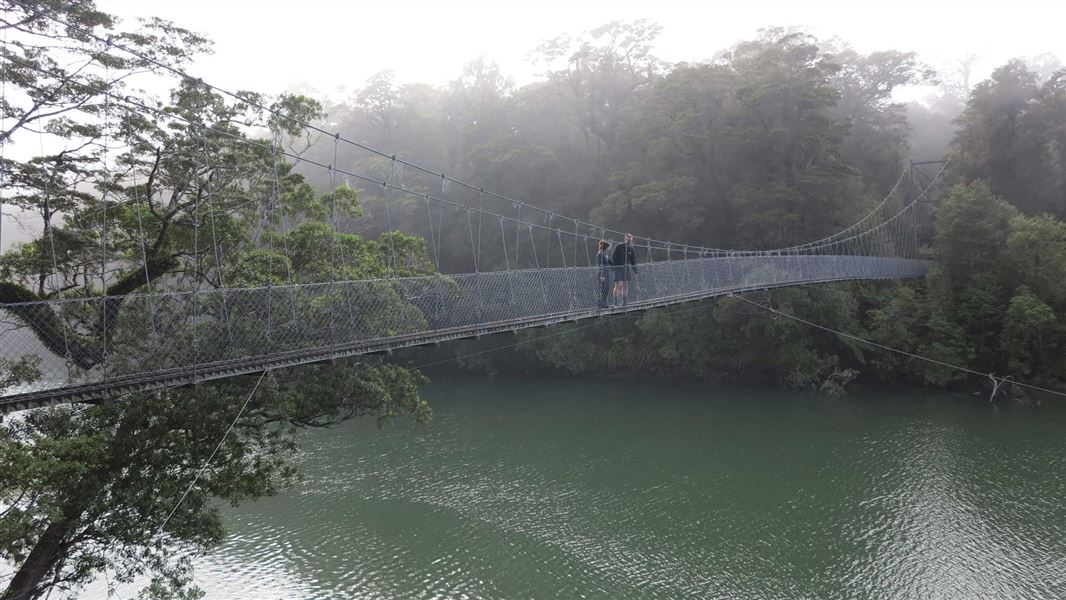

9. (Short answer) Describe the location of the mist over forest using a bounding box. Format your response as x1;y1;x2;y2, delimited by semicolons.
285;21;1066;388
292;21;1061;247
2;4;1066;599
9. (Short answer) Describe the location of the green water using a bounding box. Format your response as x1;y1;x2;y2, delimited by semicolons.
184;375;1066;599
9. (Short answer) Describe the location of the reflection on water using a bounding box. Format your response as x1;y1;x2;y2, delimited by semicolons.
101;375;1066;599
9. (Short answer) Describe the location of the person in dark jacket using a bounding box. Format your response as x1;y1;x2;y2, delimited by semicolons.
610;233;638;305
596;239;612;308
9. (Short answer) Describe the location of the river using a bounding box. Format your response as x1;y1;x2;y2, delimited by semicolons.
108;374;1066;598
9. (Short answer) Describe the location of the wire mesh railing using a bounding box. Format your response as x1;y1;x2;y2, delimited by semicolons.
0;254;930;410
0;16;944;412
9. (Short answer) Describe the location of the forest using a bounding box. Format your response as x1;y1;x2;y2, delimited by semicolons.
1;1;1065;598
292;21;1066;393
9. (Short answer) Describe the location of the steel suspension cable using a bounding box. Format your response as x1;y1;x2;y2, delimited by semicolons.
811;161;949;255
124;111;159;341
498;217;515;306
191;90;203;360
35;13;727;254
734;294;1066;399
330;136;356;324
158;370;267;532
436;175;446;270
782;168;909;252
466;208;479;273
4;49;937;297
124;112;154;294
476;189;484;272
99;66;111;379
381;160;396;276
513;202;521;269
466;207;484;320
7;50;703;264
38;130;73;372
265;136;279;338
0;27;6;257
9;29;936;267
202;116;232;343
527;223;550;311
423;194;439;272
328;135;339;342
267;129;299;328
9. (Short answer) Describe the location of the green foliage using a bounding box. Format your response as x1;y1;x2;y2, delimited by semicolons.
0;362;428;600
499;286;866;390
952;272;1008;364
1001;214;1066;304
830;47;936;193
230;249;292;287
0;356;42;394
914;307;975;386
715;286;858;388
0;3;436;598
934;181;1018;288
951;61;1066;216
583;32;892;249
519;327;599;375
390;30;1063;397
852;277;976;385
1002;286;1058;376
863;176;1066;385
3;5;1065;595
285;180;361;222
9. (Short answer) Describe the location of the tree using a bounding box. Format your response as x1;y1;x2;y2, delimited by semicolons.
726;31;868;247
864;276;974;385
1;363;428;600
0;0;209;146
951;61;1066;216
534;20;663;160
1002;286;1058;376
933;180;1017;290
1019;70;1066;216
951;61;1039;205
591;62;735;244
829;47;936;193
1001;213;1066;305
1;3;435;598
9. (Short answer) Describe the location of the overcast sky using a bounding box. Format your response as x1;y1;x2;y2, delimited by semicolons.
99;0;1066;98
3;0;1065;252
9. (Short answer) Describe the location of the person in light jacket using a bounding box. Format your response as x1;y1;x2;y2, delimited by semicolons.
596;239;613;308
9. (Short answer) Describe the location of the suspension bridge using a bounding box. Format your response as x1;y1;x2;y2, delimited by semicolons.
0;27;946;413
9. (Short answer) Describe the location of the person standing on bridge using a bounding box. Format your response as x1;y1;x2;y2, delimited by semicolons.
596;239;613;308
611;234;638;306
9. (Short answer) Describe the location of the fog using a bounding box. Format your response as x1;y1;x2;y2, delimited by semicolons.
2;0;1065;251
5;3;1066;598
98;0;1064;98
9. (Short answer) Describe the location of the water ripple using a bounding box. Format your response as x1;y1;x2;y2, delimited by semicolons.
83;377;1066;599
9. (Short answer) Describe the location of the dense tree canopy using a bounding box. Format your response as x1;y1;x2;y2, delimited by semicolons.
952;60;1066;216
302;24;1062;396
0;2;431;598
2;1;1065;597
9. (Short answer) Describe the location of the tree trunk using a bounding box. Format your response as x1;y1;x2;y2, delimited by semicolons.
2;520;71;600
2;409;140;600
1;253;179;371
0;281;99;369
